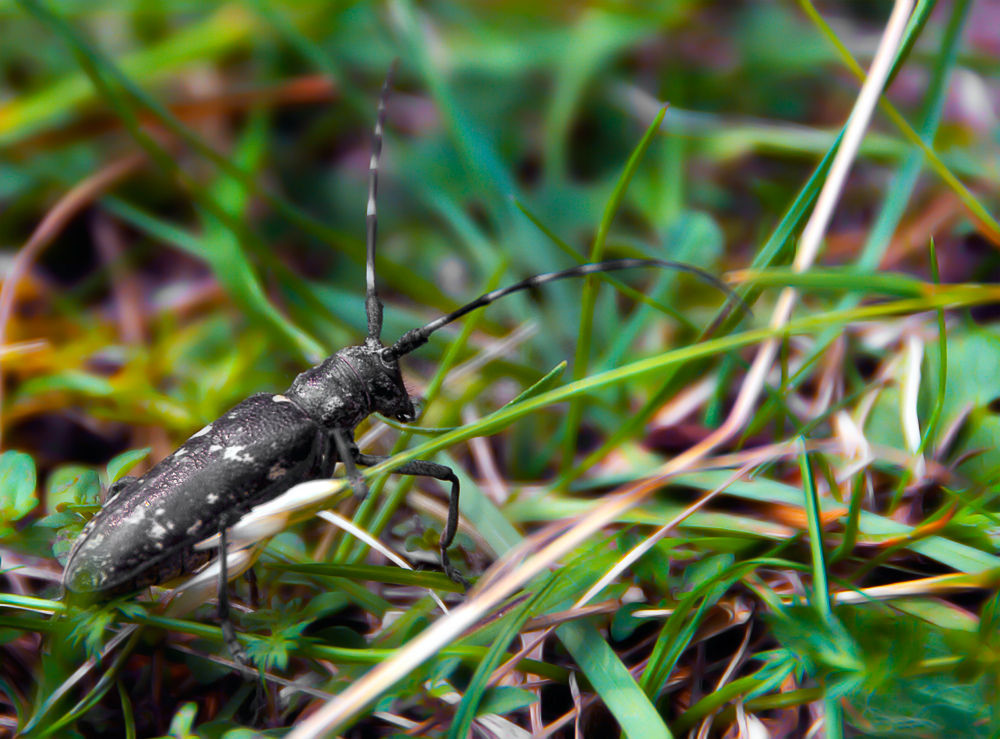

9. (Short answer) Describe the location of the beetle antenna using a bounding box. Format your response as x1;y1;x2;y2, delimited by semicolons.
385;258;749;360
365;61;397;347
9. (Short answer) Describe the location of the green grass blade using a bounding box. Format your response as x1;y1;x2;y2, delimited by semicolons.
797;0;999;242
561;104;667;471
884;0;937;88
556;125;844;490
0;4;257;144
798;439;832;620
736;267;927;297
920;238;948;454
558;620;673;739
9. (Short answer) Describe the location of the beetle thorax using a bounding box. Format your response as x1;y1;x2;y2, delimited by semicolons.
285;344;415;429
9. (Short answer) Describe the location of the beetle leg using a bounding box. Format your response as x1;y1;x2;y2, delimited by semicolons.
355;453;468;588
331;428;368;499
104;475;138;502
217;521;254;677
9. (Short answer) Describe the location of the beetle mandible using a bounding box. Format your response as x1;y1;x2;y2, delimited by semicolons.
62;70;745;665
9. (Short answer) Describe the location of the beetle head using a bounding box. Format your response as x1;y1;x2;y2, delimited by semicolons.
365;344;416;423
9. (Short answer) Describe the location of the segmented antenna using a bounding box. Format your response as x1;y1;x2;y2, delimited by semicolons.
385;258;749;360
365;62;397;347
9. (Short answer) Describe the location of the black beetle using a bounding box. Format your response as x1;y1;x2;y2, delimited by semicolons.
62;72;745;666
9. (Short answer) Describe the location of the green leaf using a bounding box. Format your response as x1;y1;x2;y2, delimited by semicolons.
0;451;38;536
610;602;657;642
67;605;117;659
679;552;735;593
106;448;151;486
33;512;80;529
915;329;1000;480
166;702;198;739
772;603;998;737
46;466;100;514
17;369;116;398
245;630;296;673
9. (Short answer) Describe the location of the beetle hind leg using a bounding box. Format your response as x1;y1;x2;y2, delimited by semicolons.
216;521;256;679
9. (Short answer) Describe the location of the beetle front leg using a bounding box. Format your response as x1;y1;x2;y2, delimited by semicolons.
355;453;467;588
331;428;368;499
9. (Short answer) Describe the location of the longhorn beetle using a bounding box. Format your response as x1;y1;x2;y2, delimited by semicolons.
62;71;745;667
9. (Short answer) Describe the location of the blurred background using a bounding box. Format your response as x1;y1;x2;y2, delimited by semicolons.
3;1;1000;737
8;1;985;471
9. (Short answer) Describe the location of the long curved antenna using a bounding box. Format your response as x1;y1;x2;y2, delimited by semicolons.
385;258;749;360
365;62;397;347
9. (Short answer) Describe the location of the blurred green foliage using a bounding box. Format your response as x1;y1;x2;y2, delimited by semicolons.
2;1;1000;737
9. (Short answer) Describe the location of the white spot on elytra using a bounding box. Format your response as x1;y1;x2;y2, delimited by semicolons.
191;424;213;439
273;394;290;403
155;508;165;516
209;444;223;453
224;445;254;463
207;493;218;503
127;508;146;525
150;521;168;540
186;522;203;536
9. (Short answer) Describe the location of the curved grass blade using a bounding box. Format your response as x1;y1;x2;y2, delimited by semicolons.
562;104;668;471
